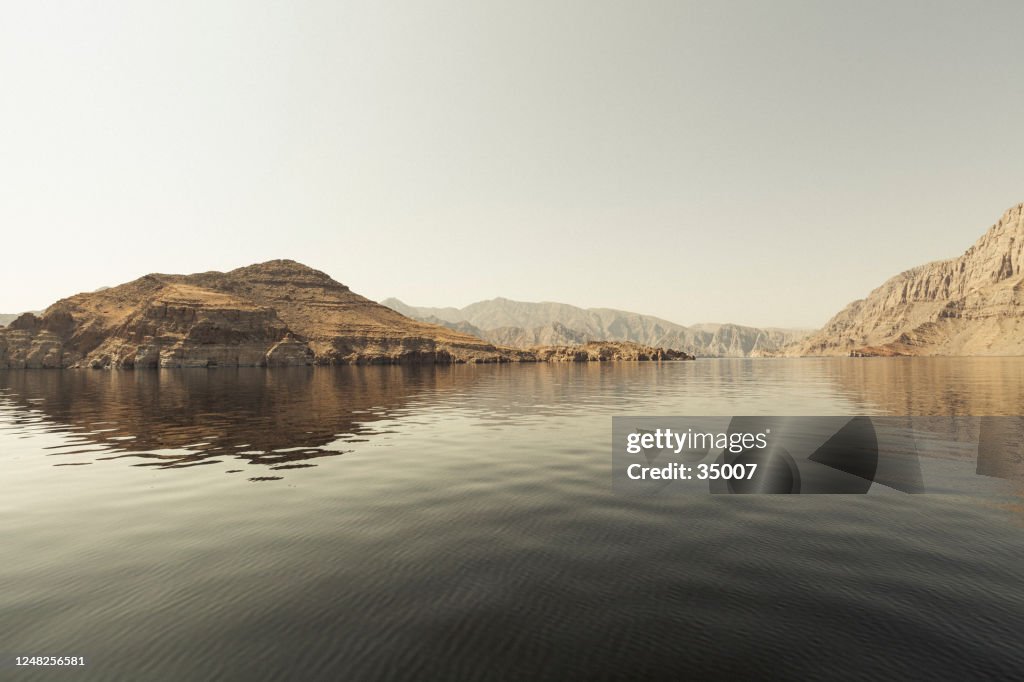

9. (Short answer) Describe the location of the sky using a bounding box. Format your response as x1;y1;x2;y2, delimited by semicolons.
2;1;1023;328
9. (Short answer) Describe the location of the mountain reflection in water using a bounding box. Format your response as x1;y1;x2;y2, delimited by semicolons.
3;359;1024;681
0;367;458;474
3;358;1024;482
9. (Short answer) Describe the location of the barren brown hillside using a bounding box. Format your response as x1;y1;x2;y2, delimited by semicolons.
0;260;690;368
790;202;1024;356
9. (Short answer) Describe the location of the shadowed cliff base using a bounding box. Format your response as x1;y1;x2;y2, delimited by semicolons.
0;260;692;368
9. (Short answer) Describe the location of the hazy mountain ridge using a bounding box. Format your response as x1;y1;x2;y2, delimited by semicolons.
790;202;1024;356
381;297;810;357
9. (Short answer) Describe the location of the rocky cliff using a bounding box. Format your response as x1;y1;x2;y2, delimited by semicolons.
790;202;1024;356
381;297;809;357
0;260;691;368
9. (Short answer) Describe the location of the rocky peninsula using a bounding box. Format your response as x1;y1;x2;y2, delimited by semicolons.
0;260;692;369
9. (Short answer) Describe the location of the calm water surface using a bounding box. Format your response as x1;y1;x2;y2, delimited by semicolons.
2;359;1023;680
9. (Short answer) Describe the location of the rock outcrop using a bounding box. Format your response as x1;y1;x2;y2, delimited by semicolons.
0;260;691;368
528;342;691;362
381;298;810;357
790;202;1024;356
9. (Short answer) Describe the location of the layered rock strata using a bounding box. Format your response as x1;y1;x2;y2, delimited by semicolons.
0;260;692;368
791;202;1024;356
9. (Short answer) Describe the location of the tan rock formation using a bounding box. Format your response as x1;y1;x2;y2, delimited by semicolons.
0;260;691;368
790;202;1024;356
529;341;692;362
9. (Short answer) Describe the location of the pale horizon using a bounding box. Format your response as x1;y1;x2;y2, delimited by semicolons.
3;1;1023;327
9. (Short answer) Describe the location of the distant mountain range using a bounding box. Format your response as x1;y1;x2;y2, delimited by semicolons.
387;200;1024;358
791;201;1024;356
381;298;811;358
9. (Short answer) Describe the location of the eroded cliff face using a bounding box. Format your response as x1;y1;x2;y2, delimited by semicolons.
791;203;1024;356
0;260;692;368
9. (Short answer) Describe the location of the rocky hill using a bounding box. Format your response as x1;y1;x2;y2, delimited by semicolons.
0;313;27;328
0;260;690;368
382;297;809;357
790;202;1024;356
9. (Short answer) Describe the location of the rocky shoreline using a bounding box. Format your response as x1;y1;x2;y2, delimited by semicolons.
0;319;693;368
0;261;693;369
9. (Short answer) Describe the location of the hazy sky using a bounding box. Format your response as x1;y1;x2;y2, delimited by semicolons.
2;1;1023;327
